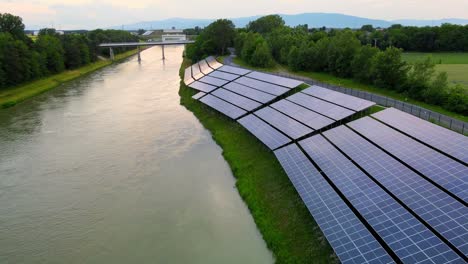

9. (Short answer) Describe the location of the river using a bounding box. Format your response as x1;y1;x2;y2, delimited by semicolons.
0;46;273;263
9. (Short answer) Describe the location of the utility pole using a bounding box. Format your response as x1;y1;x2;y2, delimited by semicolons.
373;38;378;47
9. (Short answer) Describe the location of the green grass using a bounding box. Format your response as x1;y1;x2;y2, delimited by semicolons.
435;64;468;89
179;58;337;263
402;52;468;64
0;49;138;109
231;57;468;122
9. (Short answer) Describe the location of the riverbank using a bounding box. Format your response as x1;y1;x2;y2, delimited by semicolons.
229;57;468;123
178;58;336;263
0;49;139;109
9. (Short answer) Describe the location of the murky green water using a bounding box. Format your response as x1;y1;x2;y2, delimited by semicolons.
0;46;273;263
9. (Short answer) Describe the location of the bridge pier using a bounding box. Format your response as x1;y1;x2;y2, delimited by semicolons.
109;47;115;61
137;46;141;62
162;45;165;60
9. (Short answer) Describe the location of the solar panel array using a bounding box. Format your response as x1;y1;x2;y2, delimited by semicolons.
238;115;291;150
198;60;213;75
192;92;205;100
199;94;246;119
235;77;290;96
211;88;261;111
218;65;251;75
198;76;229;87
303;86;376;111
372;108;468;164
183;66;194;85
246;71;303;88
205;56;222;69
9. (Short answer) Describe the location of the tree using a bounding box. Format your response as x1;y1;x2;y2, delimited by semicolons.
326;31;361;77
0;13;25;40
360;24;374;32
406;57;436;99
137;29;145;35
445;85;468;115
423;72;448;105
203;19;235;55
250;40;273;67
371;47;408;90
351;45;379;83
35;34;65;73
247;15;285;35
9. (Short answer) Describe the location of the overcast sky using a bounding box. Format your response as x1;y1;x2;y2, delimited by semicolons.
2;0;468;29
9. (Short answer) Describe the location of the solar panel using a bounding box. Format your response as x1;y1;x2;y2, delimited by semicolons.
211;88;261;111
198;76;229;87
372;108;468;164
199;94;246;119
208;71;239;81
274;144;394;264
303;86;376;111
235;77;289;96
223;82;275;104
191;63;204;80
287;93;355;120
255;107;313;139
184;66;195;85
238;114;290;150
218;65;250;75
246;71;303;88
300;135;463;263
348;117;468;204
192;92;206;100
324;125;468;257
198;60;214;75
205;56;223;69
188;81;217;93
270;100;335;130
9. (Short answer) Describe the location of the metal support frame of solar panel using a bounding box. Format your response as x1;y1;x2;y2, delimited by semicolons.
218;65;251;75
254;107;313;140
246;71;303;88
238;115;290;150
303;86;376;112
184;66;195;85
270;100;335;131
197;75;229;87
205;56;223;69
188;81;217;93
208;71;239;81
198;60;214;75
211;88;261;112
191;63;204;80
300;135;463;263
348;117;468;204
199;94;246;119
372;108;468;164
223;82;275;104
324;125;468;258
235;77;290;96
274;144;394;264
287;92;355;121
192;92;206;100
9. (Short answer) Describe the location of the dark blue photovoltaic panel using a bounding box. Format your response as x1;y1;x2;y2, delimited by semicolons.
218;65;250;75
303;86;375;111
270;100;335;130
208;71;239;81
349;117;468;204
184;66;194;85
255;107;313;139
300;135;463;264
325;126;468;256
212;88;261;111
287;93;355;120
192;92;205;100
246;71;303;88
223;82;275;104
198;76;229;87
274;144;394;264
238;114;290;150
198;60;213;75
191;63;204;80
199;94;246;119
235;77;289;96
373;108;468;164
205;56;222;69
188;81;217;93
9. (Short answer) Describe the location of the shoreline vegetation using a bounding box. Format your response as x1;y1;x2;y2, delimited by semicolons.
0;49;138;109
178;58;337;263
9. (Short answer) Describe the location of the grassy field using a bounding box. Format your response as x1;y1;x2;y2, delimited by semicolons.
179;58;337;263
402;52;468;89
232;57;468;122
0;49;138;109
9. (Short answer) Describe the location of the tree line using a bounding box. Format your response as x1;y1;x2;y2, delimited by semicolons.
186;15;467;115
0;13;138;89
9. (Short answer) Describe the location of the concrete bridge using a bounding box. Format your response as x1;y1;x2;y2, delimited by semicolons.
99;40;195;61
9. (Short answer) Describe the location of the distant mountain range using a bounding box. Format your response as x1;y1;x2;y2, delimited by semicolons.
112;13;468;30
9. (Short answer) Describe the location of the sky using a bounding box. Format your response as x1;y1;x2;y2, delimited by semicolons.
1;0;468;29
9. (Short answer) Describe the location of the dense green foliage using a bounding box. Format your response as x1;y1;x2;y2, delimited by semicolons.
0;13;138;90
236;15;468;115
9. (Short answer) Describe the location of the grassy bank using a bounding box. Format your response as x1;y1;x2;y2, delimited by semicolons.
0;49;138;109
179;58;336;263
231;57;468;123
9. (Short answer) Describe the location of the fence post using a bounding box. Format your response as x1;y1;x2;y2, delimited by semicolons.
428;112;431;121
450;119;453;129
418;108;421;117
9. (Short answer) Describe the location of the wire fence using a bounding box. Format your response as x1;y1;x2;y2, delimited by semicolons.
267;71;468;135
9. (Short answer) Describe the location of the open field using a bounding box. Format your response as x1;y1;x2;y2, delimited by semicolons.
402;52;468;64
436;64;468;88
0;49;138;109
179;58;337;263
